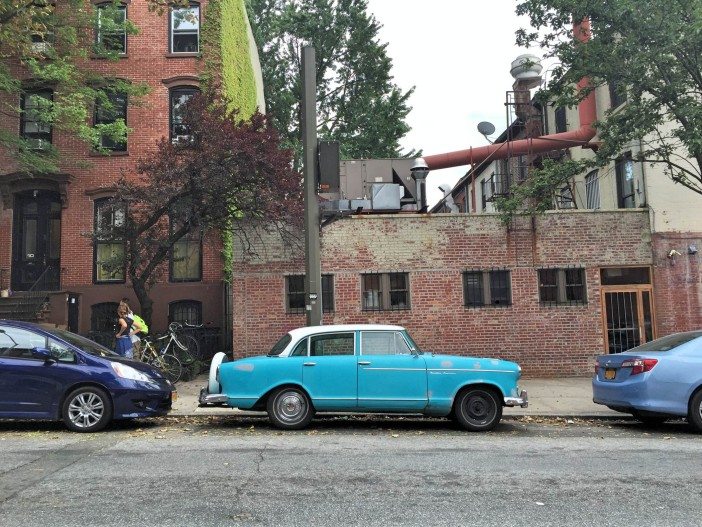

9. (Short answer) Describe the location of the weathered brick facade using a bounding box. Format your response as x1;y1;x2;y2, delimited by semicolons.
232;210;660;376
0;1;227;333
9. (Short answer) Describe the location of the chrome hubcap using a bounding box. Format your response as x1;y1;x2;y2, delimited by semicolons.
276;391;306;423
68;392;104;428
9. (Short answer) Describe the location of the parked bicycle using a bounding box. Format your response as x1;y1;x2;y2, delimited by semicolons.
139;322;196;383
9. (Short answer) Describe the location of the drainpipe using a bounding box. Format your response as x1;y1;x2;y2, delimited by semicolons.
418;19;597;172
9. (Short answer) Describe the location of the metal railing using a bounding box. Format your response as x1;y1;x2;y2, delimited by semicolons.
19;265;54;317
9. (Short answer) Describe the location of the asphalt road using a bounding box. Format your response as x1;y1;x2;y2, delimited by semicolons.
0;416;700;527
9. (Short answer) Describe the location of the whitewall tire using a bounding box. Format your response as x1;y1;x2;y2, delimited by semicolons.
208;352;229;394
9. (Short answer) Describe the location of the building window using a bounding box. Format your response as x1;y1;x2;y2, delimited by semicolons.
170;87;199;142
362;272;410;311
169;229;202;282
20;90;53;150
96;3;127;53
169;300;202;325
600;267;650;286
585;170;600;209
480;179;487;211
615;152;635;208
170;4;200;53
557;185;574;209
90;302;119;333
463;270;511;308
94;91;127;151
286;275;334;314
94;199;126;283
554;106;567;133
609;82;627;109
538;268;587;305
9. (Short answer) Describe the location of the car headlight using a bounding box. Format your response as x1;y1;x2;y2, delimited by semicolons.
111;362;152;382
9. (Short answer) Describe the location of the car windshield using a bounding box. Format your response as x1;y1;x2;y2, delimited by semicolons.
628;331;702;352
403;330;422;354
45;328;118;358
268;333;292;356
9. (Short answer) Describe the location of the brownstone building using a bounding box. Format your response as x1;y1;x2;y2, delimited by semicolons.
0;1;265;346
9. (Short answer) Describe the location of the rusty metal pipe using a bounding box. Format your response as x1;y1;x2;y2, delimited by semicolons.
421;19;596;172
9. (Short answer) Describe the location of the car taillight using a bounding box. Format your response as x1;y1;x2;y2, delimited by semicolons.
595;360;600;375
621;358;658;375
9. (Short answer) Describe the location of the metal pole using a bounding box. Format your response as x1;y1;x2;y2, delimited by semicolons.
301;45;322;326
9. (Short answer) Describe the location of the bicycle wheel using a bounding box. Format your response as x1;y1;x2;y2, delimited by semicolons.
182;334;201;361
156;354;182;383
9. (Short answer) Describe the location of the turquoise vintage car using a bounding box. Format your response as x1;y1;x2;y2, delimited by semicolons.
200;324;527;431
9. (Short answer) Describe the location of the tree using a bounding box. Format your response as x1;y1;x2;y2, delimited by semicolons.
507;0;702;212
0;0;184;173
247;0;417;167
93;92;302;325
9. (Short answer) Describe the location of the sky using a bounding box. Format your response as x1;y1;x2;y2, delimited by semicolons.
364;0;533;207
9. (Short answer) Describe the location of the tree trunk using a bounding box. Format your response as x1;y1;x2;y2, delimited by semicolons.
131;278;154;328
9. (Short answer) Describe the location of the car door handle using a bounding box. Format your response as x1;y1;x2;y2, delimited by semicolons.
303;362;316;367
358;361;371;366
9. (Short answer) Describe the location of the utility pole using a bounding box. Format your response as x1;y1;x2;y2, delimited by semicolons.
301;45;322;326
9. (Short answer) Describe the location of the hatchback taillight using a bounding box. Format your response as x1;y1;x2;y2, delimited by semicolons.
621;358;658;375
594;360;600;375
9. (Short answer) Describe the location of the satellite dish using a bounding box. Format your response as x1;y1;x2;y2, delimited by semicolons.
477;121;496;137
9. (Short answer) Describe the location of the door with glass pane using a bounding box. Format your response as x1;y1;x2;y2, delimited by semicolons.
11;190;61;291
602;288;654;354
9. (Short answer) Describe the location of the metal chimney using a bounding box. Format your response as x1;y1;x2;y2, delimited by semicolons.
410;158;429;212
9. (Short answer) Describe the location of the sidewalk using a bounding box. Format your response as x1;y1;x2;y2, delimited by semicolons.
170;375;621;418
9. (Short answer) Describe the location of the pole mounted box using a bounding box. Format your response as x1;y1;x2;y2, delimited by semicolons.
318;141;340;193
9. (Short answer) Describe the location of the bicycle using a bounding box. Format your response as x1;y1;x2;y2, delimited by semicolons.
174;321;204;362
140;336;183;383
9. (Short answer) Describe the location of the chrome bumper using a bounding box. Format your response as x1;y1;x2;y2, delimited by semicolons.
504;390;528;408
198;387;229;406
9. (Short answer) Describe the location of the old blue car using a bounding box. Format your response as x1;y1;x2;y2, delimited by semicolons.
200;324;527;431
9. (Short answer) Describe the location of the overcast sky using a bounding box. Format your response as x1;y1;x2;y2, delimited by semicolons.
365;0;533;206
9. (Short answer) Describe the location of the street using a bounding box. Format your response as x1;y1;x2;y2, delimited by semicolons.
0;416;700;527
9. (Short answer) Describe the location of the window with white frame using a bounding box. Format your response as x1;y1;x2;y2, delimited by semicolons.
170;4;200;53
585;170;600;209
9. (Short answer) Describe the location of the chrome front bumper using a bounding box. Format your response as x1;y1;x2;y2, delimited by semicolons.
504;390;528;408
198;388;229;406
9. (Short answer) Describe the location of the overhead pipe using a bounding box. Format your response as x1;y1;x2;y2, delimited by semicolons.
417;19;596;172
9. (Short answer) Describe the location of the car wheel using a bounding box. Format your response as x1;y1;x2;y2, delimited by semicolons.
267;387;313;430
208;352;229;394
688;390;702;432
62;386;113;433
454;387;502;432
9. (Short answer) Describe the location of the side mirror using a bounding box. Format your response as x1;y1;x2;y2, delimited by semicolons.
32;347;55;363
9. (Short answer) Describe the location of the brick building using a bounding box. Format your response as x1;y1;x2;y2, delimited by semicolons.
0;0;264;343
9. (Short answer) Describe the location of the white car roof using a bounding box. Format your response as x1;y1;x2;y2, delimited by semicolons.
287;324;405;339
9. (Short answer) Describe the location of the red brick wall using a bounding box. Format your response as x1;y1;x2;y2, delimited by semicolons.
651;232;702;337
0;1;225;333
232;210;654;376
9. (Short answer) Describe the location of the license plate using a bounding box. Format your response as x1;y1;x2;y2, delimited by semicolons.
171;391;178;402
604;369;616;380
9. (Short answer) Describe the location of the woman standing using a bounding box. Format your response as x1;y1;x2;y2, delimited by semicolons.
115;303;134;359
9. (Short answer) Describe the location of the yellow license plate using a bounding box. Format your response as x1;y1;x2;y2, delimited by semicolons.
171;391;178;402
604;369;616;380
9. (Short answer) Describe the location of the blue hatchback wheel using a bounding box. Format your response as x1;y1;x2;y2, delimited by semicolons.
689;391;702;432
62;387;113;433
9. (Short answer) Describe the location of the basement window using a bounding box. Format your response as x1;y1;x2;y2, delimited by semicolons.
362;272;410;311
463;270;511;308
538;268;587;305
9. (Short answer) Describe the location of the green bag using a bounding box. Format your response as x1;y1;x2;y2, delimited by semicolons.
132;314;149;334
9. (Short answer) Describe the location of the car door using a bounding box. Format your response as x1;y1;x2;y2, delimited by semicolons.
0;326;72;417
357;330;428;411
301;332;357;411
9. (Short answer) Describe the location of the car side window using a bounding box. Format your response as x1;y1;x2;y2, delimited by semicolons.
361;331;413;355
310;333;354;356
0;327;47;359
289;338;308;357
48;338;77;363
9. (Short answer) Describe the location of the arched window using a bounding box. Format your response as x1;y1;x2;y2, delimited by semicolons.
91;302;119;332
169;300;202;325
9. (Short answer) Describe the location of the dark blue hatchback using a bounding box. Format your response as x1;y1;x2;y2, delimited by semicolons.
0;320;175;432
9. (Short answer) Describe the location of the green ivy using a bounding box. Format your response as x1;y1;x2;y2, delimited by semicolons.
201;0;261;281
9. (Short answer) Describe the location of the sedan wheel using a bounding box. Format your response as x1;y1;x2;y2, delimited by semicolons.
688;390;702;432
267;387;313;430
454;388;502;432
62;386;113;433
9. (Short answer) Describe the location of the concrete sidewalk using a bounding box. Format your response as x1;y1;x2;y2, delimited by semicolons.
170;375;621;418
